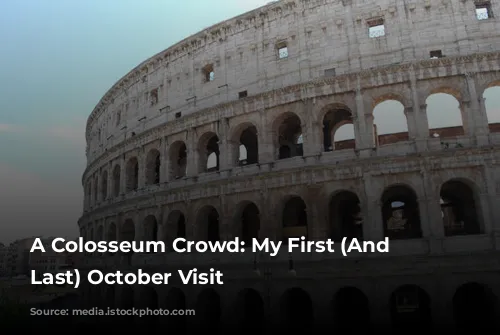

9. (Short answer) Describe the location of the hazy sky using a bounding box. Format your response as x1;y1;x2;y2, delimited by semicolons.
0;1;498;244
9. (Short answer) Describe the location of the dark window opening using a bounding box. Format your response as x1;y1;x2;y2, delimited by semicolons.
175;112;182;119
239;90;248;99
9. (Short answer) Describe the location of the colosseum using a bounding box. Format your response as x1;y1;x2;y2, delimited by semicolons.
78;0;500;333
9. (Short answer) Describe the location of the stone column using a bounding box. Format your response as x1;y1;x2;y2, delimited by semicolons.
355;87;374;154
160;137;169;183
258;109;274;163
465;73;489;146
218;119;230;170
410;70;429;151
362;174;384;240
119;154;126;195
138;146;146;189
106;162;112;201
186;128;198;177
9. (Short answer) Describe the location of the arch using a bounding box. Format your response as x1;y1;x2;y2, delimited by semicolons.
88;227;94;242
125;157;139;192
165;288;187;333
164;210;186;244
142;215;158;242
198;132;219;173
105;285;115;308
235;202;260;244
145;149;161;185
333;287;370;333
426;93;464;139
231;123;259;166
107;222;116;242
282;196;308;241
112;164;120;197
381;184;422;239
195;288;221;332
196;206;220;242
279;287;313;332
453;282;498;332
118;286;134;323
120;219;135;242
321;103;355;151
101;170;108;200
482;83;500;133
329;191;363;241
440;179;482;236
273;112;303;159
168;141;187;179
96;225;103;242
140;286;159;329
390;285;432;331
372;99;408;146
233;288;265;334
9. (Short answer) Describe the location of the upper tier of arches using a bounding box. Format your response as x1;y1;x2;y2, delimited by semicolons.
85;0;500;159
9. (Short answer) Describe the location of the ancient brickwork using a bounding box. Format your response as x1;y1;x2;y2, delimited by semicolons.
79;0;500;331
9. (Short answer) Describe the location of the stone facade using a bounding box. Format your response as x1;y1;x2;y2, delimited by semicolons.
79;0;500;332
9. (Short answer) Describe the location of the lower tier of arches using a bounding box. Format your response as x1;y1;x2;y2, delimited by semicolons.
78;259;500;334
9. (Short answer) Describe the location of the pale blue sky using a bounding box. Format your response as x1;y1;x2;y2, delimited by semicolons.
0;1;498;244
0;0;270;243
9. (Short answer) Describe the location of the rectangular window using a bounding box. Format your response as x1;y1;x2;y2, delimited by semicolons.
203;64;215;83
239;90;248;99
175;112;182;119
368;18;385;38
324;68;336;77
277;41;288;59
476;2;492;20
430;50;443;59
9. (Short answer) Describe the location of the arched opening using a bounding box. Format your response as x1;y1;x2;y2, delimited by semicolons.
145;149;161;185
440;180;482;236
390;285;432;332
381;185;422;239
453;282;498;333
282;196;307;242
93;175;98;203
280;287;313;332
195;289;221;332
426;92;465;141
118;286;134;323
112;164;120;197
105;285;115;308
198;132;219;173
140;286;159;329
101;171;108;200
239;202;260;244
164;210;186;247
233;125;259;166
107;222;116;242
165;288;187;333
483;84;500;133
322;105;355;151
275;113;303;159
329;191;363;241
96;225;103;242
120;219;135;242
234;288;265;334
143;215;158;242
333;287;370;333
196;206;220;242
169;141;187;179
125;157;139;192
372;99;408;146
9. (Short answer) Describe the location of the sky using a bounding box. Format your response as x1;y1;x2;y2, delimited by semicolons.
0;1;498;244
0;0;271;244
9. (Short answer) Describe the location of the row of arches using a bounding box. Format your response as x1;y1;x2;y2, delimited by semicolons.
88;282;498;333
85;88;500;207
83;178;484;244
